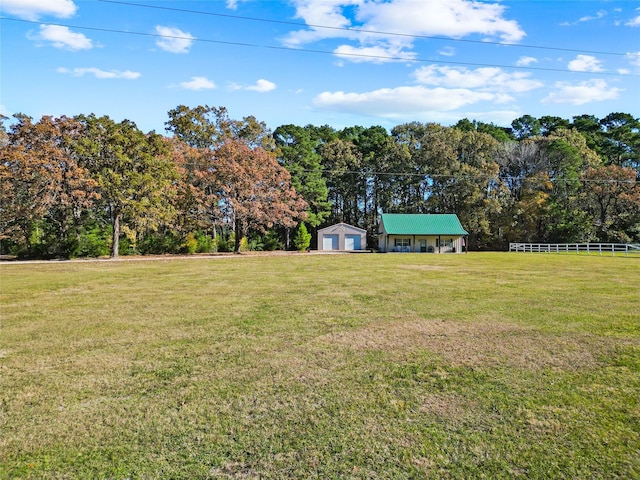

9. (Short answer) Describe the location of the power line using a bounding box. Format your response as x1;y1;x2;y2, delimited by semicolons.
177;164;637;184
2;17;637;77
98;0;633;58
309;169;639;184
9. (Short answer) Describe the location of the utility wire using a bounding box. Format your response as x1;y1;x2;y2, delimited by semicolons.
177;164;637;184
98;0;633;58
2;17;637;77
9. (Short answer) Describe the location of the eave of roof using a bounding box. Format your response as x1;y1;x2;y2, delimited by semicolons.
318;222;367;233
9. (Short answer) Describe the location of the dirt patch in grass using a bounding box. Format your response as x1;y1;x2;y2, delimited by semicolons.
418;391;477;418
319;319;636;370
208;462;259;479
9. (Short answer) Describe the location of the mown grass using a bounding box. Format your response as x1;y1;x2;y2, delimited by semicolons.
1;253;638;479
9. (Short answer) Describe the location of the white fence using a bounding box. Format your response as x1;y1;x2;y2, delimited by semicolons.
509;243;640;256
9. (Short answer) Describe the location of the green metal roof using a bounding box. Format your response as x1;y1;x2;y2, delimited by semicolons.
380;214;468;235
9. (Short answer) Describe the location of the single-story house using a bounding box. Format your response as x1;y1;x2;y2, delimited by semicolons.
317;223;367;251
378;213;468;253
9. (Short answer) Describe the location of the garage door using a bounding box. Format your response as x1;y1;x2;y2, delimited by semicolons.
323;234;338;250
345;235;360;250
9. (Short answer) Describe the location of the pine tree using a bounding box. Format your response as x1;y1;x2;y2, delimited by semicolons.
293;223;311;252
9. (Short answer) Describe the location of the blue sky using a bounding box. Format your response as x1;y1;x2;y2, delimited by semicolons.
1;0;639;134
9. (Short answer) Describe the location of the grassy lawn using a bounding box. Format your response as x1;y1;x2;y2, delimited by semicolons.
1;253;639;479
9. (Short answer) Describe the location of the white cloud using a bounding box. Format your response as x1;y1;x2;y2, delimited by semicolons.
228;78;277;93
180;76;215;90
627;51;640;67
516;56;538;67
413;65;543;93
625;15;640;27
228;79;276;92
567;54;604;72
285;0;355;46
438;46;456;57
561;9;607;26
246;79;277;92
358;0;525;41
32;25;92;50
226;0;249;9
155;26;195;54
1;0;76;20
312;62;546;120
542;79;621;105
313;86;500;117
333;43;416;63
57;67;141;80
578;10;606;23
284;0;525;63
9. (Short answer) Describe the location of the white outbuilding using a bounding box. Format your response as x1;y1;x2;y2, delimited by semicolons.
317;223;367;251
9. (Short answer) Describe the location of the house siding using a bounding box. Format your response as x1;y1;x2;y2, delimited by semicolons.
381;235;463;253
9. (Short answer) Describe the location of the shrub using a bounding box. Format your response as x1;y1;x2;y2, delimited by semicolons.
118;237;135;256
217;234;234;253
182;233;198;254
239;236;249;252
293;223;311;252
138;232;181;255
195;231;215;253
262;230;282;251
74;224;110;258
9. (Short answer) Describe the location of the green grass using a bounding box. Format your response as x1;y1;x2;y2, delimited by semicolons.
1;253;639;479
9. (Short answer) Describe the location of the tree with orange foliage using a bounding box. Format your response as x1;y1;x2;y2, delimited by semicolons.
213;139;307;253
0;115;99;257
165;136;220;235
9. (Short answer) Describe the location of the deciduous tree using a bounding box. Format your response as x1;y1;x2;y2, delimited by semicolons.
76;115;179;257
166;105;275;150
581;165;640;242
0;115;98;256
213;139;307;253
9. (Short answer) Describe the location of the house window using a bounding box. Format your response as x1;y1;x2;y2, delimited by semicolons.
394;238;411;252
436;238;453;248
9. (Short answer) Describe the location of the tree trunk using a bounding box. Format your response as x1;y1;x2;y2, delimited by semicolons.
234;218;242;254
111;210;120;258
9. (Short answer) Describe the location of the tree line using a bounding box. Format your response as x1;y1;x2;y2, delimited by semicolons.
1;107;638;258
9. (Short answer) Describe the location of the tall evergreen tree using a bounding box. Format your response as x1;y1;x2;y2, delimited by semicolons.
273;124;330;229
